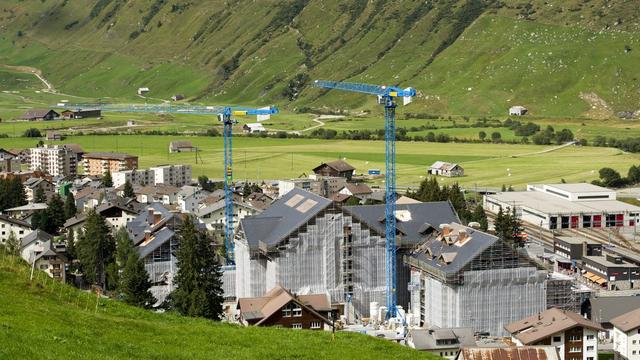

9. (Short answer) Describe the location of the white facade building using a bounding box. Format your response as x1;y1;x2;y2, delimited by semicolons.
611;308;640;360
29;145;77;176
0;215;32;244
484;183;640;230
150;165;192;187
112;164;192;188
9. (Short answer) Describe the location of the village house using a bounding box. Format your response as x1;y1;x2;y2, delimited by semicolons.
458;347;561;360
236;285;333;330
195;198;259;232
82;152;138;176
312;160;355;181
0;148;21;173
24;238;67;282
176;185;210;213
64;201;138;234
505;308;604;360
590;296;640;339
406;328;475;359
137;87;150;95
136;185;180;205
428;161;464;177
171;94;185;101
611;308;640;360
169;141;197;153
0;214;32;244
338;183;373;202
60;108;101;119
24;177;54;202
242;123;267;133
6;203;48;224
46;131;61;141
19;109;59;121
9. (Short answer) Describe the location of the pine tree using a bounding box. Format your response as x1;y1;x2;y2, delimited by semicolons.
66;228;76;260
76;210;116;289
34;186;46;203
64;193;77;220
9;177;27;208
123;180;135;198
31;210;49;232
509;207;523;247
5;231;20;256
102;171;113;188
472;205;489;231
121;250;155;308
500;184;507;192
170;216;224;320
494;207;506;239
47;194;65;234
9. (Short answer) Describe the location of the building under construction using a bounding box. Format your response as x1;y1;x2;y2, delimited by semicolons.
405;223;552;336
233;188;459;317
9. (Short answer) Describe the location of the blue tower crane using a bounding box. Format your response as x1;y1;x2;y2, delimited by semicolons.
67;103;278;264
313;80;416;318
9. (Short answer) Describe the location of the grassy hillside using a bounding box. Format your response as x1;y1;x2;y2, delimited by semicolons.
0;0;638;117
0;255;437;359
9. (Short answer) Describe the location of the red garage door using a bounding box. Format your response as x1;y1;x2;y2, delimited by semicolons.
571;216;579;229
593;215;602;227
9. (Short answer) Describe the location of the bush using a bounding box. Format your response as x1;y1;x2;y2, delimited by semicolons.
23;128;42;138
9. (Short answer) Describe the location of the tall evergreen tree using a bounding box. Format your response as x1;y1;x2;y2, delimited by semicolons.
64;193;77;220
8;178;27;209
34;186;46;203
76;210;116;289
472;205;489;232
102;171;113;188
5;231;20;256
31;210;49;232
121;250;155;308
47;194;66;234
66;228;76;260
170;216;224;320
123;180;135;198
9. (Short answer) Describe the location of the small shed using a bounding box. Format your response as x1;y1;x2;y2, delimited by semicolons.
61;109;102;119
428;161;464;177
137;87;150;95
243;123;267;133
171;94;185;101
46;131;62;141
509;106;528;116
169;141;197;153
19;109;59;121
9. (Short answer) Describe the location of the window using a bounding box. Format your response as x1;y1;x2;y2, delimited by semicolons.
282;307;291;318
293;307;302;317
567;335;581;341
292;323;302;329
310;321;321;329
587;357;594;360
586;335;595;340
569;347;580;353
587;346;594;351
553;336;562;342
633;340;637;345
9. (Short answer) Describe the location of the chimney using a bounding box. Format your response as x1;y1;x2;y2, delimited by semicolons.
153;212;162;225
458;229;468;242
147;208;154;224
441;224;452;236
144;230;151;242
538;312;541;320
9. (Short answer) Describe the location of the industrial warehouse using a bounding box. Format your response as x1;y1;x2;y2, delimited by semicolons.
483;183;640;230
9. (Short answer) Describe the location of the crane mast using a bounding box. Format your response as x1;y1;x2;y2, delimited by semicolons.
313;80;415;318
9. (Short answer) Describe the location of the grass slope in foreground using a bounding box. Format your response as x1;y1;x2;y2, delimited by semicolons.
0;256;436;360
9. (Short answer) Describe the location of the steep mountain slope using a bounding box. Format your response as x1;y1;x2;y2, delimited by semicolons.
0;0;638;117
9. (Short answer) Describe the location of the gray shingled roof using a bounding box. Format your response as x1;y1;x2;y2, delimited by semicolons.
408;223;499;275
21;229;53;248
343;201;459;246
240;188;332;250
137;227;174;259
591;296;640;324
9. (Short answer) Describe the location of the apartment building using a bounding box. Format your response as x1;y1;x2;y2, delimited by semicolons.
112;168;155;188
150;164;192;187
82;152;138;176
29;145;77;177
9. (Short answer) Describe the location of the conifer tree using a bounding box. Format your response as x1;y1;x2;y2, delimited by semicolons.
170;216;224;320
123;180;135;198
121;250;155;308
47;194;65;234
66;228;76;260
472;205;489;231
64;193;77;220
76;210;116;289
102;171;113;188
5;231;20;256
34;186;46;203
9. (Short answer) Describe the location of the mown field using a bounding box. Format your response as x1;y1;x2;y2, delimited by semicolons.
1;134;637;189
0;255;437;360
